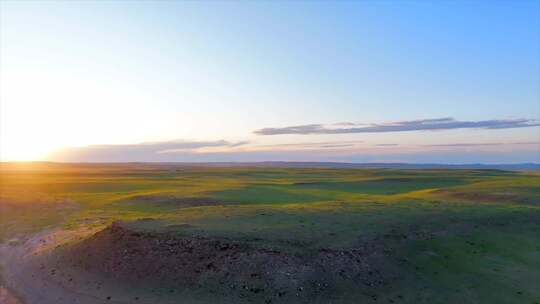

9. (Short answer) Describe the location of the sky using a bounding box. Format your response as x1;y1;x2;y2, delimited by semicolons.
0;0;539;164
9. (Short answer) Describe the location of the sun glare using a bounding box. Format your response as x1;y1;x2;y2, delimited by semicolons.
1;136;55;161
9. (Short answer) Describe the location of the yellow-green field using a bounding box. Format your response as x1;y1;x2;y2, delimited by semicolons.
0;162;539;303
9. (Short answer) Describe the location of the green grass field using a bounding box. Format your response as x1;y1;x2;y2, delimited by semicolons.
0;163;539;303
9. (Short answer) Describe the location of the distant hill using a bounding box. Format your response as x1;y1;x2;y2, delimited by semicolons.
2;161;538;171
180;161;540;170
241;162;540;170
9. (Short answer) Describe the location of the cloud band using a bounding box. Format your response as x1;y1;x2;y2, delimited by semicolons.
254;118;540;135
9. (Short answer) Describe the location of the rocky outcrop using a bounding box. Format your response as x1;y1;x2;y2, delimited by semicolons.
59;221;389;303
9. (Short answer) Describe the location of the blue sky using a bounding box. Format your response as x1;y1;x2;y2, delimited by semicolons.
1;1;539;163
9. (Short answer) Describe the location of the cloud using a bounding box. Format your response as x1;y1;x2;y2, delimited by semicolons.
513;141;540;145
46;140;249;162
318;144;356;148
253;140;364;150
43;138;540;163
425;141;540;147
254;118;540;135
228;140;251;148
332;122;357;127
426;143;503;147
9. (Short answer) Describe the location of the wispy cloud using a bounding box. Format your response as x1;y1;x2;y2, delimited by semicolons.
47;140;249;162
318;144;356;148
254;118;540;135
43;138;540;163
425;141;540;147
253;140;364;150
426;143;503;147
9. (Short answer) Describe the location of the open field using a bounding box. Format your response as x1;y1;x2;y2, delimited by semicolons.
0;162;539;303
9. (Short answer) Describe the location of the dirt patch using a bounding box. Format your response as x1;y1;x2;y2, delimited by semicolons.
57;221;390;303
0;286;22;304
0;226;106;304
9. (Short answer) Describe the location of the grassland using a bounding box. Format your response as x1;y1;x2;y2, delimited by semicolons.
0;162;539;303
